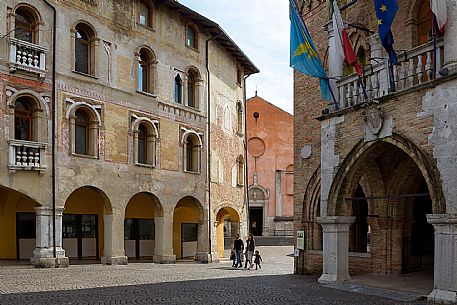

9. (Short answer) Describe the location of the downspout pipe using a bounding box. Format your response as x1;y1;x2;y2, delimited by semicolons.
42;0;57;260
243;75;251;233
205;32;223;261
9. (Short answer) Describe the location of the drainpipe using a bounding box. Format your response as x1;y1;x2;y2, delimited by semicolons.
205;32;223;261
243;75;252;233
41;0;57;260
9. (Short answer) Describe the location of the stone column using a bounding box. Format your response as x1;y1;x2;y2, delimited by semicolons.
31;206;69;268
443;0;457;70
325;20;343;105
153;213;176;263
101;212;128;265
195;217;210;263
367;33;389;96
317;216;355;284
427;214;457;303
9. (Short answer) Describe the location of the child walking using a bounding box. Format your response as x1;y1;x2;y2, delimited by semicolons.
254;250;262;270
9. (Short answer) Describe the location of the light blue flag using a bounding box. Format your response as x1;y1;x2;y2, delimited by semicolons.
290;1;331;101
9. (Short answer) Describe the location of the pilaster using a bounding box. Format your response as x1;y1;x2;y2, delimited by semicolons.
317;216;355;284
427;214;457;304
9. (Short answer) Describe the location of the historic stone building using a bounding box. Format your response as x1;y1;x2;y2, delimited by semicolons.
246;94;294;237
0;0;257;267
293;0;457;302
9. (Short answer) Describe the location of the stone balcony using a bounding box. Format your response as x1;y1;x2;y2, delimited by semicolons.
8;139;47;174
9;38;47;79
333;38;445;111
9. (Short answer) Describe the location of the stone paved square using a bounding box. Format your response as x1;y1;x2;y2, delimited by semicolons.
0;247;436;304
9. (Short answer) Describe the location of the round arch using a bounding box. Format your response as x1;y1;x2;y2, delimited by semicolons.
124;192;163;260
215;206;241;258
173;196;205;260
0;185;41;260
62;186;112;261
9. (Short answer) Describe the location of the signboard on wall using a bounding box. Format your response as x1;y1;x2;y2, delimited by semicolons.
297;230;305;250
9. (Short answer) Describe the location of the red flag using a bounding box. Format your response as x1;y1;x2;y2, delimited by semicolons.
332;1;362;76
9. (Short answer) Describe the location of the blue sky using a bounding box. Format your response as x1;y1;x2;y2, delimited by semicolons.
179;0;293;114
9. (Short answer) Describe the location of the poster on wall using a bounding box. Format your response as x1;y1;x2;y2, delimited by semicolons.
297;230;305;250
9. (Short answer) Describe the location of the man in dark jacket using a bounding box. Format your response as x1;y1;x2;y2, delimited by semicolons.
233;234;244;268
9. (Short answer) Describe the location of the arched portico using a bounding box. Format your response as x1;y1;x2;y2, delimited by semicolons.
62;186;111;263
0;186;39;260
173;196;207;262
124;192;163;260
318;134;443;285
215;206;240;258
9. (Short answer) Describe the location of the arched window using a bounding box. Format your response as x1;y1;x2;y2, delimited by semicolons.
137;124;147;164
187;70;197;108
74;23;96;76
75;109;89;155
138;1;153;28
14;98;33;141
236;102;243;133
175;75;182;104
184;134;200;173
15;7;37;43
138;50;149;92
237;155;244;186
186;25;198;49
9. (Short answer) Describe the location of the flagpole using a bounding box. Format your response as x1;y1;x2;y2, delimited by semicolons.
433;14;437;79
291;0;340;109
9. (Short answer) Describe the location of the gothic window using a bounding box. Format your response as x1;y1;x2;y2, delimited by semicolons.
187;71;196;107
175;75;183;104
186;68;200;108
15;7;37;43
74;23;96;76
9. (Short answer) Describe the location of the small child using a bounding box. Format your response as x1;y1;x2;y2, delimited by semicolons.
254;250;262;270
230;250;236;267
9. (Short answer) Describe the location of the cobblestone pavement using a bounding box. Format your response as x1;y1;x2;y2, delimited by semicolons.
0;247;434;305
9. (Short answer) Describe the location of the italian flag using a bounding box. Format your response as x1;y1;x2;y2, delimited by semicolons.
430;0;447;33
332;0;362;76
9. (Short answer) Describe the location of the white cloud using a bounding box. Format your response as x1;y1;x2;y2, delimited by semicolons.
179;0;293;114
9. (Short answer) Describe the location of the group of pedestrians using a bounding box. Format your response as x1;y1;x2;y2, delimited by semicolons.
231;233;262;270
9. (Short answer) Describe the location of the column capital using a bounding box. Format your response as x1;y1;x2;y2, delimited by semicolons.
317;216;356;225
34;206;65;216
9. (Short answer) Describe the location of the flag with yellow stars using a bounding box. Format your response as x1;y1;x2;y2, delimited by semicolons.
289;0;331;101
374;0;398;64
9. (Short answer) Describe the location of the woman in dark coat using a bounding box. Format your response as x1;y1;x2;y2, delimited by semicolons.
244;233;255;269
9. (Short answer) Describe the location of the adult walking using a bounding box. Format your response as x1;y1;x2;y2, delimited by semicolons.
233;234;244;268
244;233;255;269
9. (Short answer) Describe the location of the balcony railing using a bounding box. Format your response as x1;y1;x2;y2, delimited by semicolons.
336;39;444;110
8;139;47;173
9;38;47;79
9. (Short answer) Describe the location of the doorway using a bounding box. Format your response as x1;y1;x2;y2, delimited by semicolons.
62;214;99;260
249;207;263;236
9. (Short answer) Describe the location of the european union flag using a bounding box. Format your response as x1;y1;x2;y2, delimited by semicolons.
374;0;399;64
289;1;331;101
